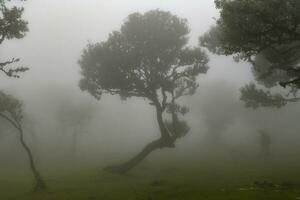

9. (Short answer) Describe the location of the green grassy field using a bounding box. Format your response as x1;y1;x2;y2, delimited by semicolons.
1;155;300;200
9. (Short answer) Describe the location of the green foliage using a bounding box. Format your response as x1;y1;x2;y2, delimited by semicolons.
0;0;28;77
166;103;189;115
240;83;287;109
79;10;209;140
0;91;23;123
164;118;190;138
201;0;300;108
251;52;290;88
79;10;208;102
0;0;28;41
201;0;300;59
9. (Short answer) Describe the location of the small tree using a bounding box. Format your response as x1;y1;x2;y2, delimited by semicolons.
0;0;29;77
258;130;271;157
200;83;238;142
200;0;300;108
56;99;96;158
0;0;42;191
0;91;46;191
79;10;209;173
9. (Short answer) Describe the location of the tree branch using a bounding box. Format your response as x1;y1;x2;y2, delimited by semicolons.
0;112;21;131
161;88;168;111
0;33;6;44
279;77;300;88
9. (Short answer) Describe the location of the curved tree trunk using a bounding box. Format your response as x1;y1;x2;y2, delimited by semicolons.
104;138;174;174
18;128;46;192
104;104;175;174
0;113;46;192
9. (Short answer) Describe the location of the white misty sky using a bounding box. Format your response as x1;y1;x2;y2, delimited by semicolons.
1;0;252;100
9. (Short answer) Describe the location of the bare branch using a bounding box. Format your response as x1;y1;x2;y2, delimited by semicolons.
0;112;21;131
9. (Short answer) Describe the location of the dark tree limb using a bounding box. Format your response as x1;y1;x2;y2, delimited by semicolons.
0;113;46;192
18;127;46;192
104;99;175;174
279;77;300;88
103;137;175;174
78;10;205;174
0;58;29;78
0;33;6;44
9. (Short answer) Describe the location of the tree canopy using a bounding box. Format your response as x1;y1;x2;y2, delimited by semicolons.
79;9;209;173
79;9;208;130
0;0;28;77
0;91;23;126
80;10;208;101
200;0;300;109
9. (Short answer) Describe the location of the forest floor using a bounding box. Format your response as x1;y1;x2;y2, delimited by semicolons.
1;155;300;200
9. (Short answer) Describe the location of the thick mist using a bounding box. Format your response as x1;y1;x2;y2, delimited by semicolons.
1;0;300;199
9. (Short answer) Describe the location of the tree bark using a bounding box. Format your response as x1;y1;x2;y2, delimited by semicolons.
104;104;175;174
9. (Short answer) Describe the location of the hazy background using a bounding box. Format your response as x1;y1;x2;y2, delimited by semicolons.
1;0;300;174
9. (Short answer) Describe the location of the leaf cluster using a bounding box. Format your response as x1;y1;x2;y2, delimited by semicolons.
0;91;23;123
201;0;300;108
79;10;209;103
0;0;28;78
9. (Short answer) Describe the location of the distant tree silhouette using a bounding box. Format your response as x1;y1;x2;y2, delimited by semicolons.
200;82;238;142
0;0;28;77
258;130;271;156
56;99;96;158
79;10;209;173
0;91;46;191
200;0;300;109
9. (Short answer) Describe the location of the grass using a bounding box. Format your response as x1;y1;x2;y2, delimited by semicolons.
1;154;300;200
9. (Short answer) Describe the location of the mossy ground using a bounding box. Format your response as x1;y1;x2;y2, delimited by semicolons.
1;155;300;200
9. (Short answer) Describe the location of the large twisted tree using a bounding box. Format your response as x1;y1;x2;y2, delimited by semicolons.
0;0;28;77
200;0;300;109
0;91;46;191
79;10;209;173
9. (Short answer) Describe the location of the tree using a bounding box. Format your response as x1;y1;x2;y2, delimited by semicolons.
56;98;96;158
0;0;29;77
0;91;46;191
79;10;209;173
200;82;238;142
200;0;300;109
258;130;271;157
0;0;43;191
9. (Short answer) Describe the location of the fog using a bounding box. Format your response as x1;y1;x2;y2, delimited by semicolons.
1;0;300;199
